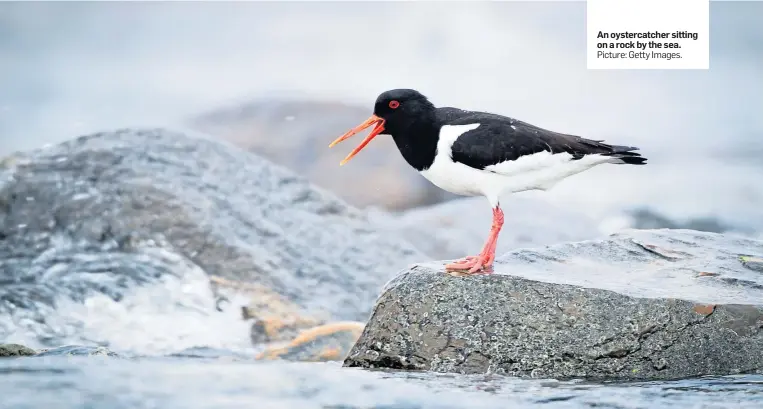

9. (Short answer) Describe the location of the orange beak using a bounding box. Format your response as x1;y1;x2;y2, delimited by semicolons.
328;114;385;166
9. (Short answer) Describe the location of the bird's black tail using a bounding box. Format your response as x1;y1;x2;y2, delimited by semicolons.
605;145;647;165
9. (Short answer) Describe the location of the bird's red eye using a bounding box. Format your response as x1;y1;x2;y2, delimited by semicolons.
389;100;400;109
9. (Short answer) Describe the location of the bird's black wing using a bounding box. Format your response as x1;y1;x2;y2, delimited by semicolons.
440;111;646;170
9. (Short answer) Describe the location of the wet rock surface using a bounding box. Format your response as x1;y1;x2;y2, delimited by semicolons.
35;345;119;357
0;344;117;358
344;229;763;381
190;99;449;210
0;128;424;348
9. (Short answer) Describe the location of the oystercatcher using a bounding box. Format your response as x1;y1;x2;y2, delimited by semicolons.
329;89;646;274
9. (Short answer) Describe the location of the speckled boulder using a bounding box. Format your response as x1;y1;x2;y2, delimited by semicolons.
344;229;763;381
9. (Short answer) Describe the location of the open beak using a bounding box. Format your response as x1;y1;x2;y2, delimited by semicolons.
328;114;385;166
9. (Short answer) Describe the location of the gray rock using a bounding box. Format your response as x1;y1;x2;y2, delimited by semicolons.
0;128;424;348
344;229;763;381
189;99;450;210
35;345;118;357
0;343;37;357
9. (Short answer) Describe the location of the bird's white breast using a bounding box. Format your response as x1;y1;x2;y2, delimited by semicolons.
419;124;484;197
419;124;618;207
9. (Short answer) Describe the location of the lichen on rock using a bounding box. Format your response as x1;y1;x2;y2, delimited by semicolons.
344;229;763;381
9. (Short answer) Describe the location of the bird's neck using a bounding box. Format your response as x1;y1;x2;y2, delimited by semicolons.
389;112;439;172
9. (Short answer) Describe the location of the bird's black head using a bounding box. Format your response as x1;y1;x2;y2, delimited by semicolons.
373;89;435;132
329;89;437;166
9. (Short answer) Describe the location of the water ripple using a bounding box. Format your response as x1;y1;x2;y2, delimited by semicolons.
1;357;760;409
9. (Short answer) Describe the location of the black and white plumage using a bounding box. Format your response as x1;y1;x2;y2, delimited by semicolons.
330;89;646;273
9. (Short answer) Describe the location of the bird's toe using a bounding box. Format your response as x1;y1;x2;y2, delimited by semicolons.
445;255;492;274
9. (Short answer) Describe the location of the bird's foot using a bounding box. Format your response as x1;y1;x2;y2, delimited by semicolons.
445;254;493;274
445;205;502;275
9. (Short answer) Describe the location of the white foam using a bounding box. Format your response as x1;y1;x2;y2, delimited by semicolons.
0;245;255;356
51;258;254;356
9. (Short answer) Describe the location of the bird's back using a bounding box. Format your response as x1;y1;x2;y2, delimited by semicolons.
435;107;646;166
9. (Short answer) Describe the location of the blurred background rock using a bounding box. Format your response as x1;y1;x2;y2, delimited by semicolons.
189;100;451;210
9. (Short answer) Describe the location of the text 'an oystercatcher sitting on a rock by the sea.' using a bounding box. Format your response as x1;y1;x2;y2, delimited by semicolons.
329;89;647;274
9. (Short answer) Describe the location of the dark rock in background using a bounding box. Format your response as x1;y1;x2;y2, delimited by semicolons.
0;344;119;358
0;128;425;349
35;345;119;357
189;99;453;211
345;229;763;381
0;343;37;357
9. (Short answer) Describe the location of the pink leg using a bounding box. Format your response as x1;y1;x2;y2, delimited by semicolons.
445;206;504;274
